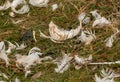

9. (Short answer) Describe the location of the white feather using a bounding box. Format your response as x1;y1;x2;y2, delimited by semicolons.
83;17;90;24
6;41;16;54
0;41;9;66
0;41;5;51
78;29;96;45
90;10;101;19
53;53;73;73
74;55;92;65
74;55;92;70
40;21;82;43
92;17;111;27
14;42;27;50
29;0;49;7
90;10;111;27
0;0;11;10
78;12;86;21
16;47;52;77
28;47;42;56
52;4;58;11
11;0;29;14
105;34;115;48
94;68;120;82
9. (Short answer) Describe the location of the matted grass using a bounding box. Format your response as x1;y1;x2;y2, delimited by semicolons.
0;0;120;82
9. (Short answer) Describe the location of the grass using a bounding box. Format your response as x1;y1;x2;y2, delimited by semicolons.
0;0;120;82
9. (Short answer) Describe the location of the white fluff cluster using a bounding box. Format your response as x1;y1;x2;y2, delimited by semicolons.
51;4;58;11
78;29;96;45
78;10;111;27
15;47;52;77
90;10;111;27
53;52;92;73
0;41;26;66
94;68;120;82
0;0;11;10
53;53;73;73
105;28;119;48
11;0;29;14
78;12;90;24
29;0;49;7
0;0;50;15
0;41;9;66
74;55;92;70
6;41;27;54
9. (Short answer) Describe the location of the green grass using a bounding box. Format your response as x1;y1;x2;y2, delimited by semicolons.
0;0;120;82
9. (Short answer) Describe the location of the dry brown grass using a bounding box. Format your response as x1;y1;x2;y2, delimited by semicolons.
0;0;120;82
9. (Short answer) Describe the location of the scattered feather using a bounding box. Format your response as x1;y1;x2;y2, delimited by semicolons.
74;55;92;65
105;28;119;48
11;0;29;14
40;21;82;43
78;12;86;21
16;47;42;70
0;0;11;10
16;53;40;77
28;47;42;56
92;17;111;27
14;42;27;50
6;41;26;52
6;41;16;54
15;47;52;77
0;51;9;66
0;41;5;51
48;21;82;42
29;0;49;7
95;74;114;82
90;10;101;19
78;13;90;24
74;55;92;70
25;70;31;78
78;29;96;45
90;10;111;27
105;34;115;48
53;53;73;73
83;17;90;24
100;69;120;78
94;68;120;82
51;4;58;11
0;41;9;66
